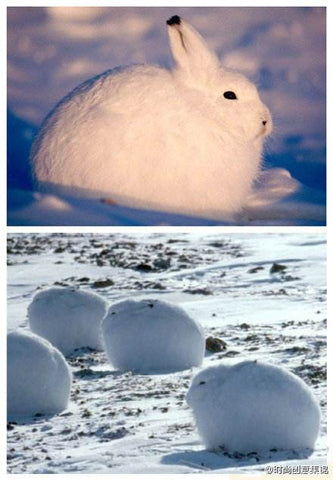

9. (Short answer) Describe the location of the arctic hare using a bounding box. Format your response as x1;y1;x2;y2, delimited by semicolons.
31;15;272;218
186;361;320;453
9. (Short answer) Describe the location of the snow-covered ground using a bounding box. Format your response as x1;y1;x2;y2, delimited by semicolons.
7;232;327;473
7;6;326;226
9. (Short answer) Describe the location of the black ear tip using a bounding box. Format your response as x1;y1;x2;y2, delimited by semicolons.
167;15;181;26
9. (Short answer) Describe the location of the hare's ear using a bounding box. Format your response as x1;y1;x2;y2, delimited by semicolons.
167;16;219;85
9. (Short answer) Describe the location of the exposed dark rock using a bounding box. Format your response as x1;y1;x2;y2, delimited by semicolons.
248;266;264;274
206;336;227;352
270;263;287;274
184;288;213;296
92;278;114;288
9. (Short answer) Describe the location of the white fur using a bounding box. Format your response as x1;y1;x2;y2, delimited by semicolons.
186;360;321;453
102;298;205;373
7;330;72;417
28;287;108;355
31;17;272;219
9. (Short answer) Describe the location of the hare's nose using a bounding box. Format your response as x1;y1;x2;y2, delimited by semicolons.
262;120;267;126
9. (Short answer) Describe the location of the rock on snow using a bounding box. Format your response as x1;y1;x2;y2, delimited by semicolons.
7;330;72;417
28;287;108;355
186;360;321;453
102;298;205;373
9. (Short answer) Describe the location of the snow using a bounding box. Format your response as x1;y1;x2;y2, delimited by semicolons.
186;360;321;453
7;232;327;473
102;298;205;373
28;287;108;355
7;330;72;418
7;6;326;226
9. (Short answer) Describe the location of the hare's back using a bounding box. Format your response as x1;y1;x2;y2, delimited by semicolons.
32;65;174;184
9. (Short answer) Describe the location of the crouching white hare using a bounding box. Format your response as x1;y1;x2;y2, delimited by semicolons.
186;361;321;453
31;16;272;219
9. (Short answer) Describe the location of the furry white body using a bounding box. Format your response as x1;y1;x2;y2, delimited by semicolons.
102;298;205;373
186;361;320;453
31;17;271;218
7;331;72;417
28;287;108;355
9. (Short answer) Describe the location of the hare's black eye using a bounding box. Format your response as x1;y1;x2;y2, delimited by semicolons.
223;91;237;100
